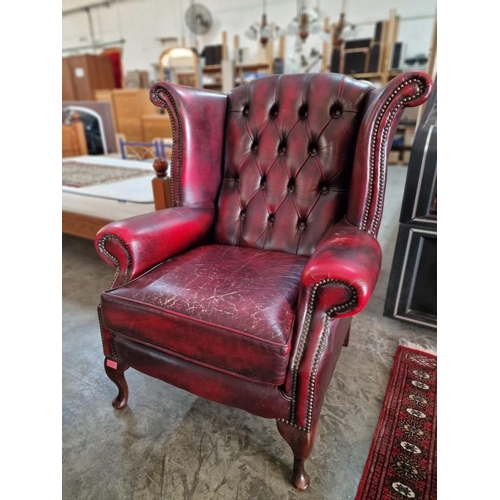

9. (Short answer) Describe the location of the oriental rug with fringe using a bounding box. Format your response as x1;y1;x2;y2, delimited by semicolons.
355;344;437;499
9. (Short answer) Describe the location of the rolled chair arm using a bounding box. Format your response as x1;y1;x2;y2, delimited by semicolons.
300;218;382;318
95;206;215;288
283;219;382;431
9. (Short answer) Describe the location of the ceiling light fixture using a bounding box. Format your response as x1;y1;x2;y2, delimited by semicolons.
245;0;283;47
332;0;356;47
286;0;325;52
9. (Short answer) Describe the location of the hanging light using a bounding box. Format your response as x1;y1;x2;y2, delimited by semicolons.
286;0;323;50
245;0;283;47
332;1;356;47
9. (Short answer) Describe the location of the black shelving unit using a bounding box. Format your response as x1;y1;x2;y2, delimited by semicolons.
383;78;437;329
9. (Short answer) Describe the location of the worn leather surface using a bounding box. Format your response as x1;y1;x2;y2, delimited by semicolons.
300;218;382;317
101;245;309;385
96;71;433;428
150;83;227;208
95;207;214;288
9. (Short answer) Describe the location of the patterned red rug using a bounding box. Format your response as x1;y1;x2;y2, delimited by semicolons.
355;344;437;500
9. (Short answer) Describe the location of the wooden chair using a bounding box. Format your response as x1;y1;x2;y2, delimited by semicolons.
117;135;172;161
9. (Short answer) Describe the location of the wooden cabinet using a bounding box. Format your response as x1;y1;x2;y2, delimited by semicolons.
62;54;116;101
384;79;437;328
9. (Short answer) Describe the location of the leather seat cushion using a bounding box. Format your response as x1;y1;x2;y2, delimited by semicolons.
100;244;309;385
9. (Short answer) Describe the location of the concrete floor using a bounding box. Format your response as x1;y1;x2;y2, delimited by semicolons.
62;166;437;500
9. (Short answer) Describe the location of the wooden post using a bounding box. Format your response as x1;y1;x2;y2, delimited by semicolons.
266;25;275;74
151;157;172;210
321;17;330;73
234;34;240;63
427;13;437;78
278;34;285;60
222;30;228;60
381;9;398;84
233;34;241;84
416;11;437;129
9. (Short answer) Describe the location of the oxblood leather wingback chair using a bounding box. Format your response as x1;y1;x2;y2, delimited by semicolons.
95;71;432;490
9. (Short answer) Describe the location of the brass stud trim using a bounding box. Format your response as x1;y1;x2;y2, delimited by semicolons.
97;234;132;288
152;88;182;207
362;77;425;235
98;304;117;360
277;418;308;432
289;279;357;431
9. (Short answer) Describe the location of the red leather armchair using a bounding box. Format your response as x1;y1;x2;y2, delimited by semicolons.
95;72;432;490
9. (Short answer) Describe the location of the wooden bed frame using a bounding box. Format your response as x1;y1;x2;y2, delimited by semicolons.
62;157;172;240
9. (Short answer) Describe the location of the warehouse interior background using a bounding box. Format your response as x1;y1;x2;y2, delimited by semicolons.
0;1;497;498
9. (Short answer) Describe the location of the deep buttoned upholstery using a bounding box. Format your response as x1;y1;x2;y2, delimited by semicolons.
217;74;374;256
95;71;433;490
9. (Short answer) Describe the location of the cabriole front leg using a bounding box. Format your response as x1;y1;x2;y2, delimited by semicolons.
276;419;319;491
104;357;129;409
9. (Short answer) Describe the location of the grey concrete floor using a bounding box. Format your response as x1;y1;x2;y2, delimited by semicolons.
62;166;437;500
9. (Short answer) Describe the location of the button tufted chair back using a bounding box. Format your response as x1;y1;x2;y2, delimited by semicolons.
215;73;375;256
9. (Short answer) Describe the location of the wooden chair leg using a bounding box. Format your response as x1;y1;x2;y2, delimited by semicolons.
276;419;319;491
343;325;351;347
104;358;129;409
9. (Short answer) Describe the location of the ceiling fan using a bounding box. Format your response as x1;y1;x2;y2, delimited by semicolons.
185;2;213;36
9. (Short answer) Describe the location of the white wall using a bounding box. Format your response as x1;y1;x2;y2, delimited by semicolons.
62;0;436;82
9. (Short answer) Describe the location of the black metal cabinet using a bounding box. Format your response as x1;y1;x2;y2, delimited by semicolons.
384;79;437;328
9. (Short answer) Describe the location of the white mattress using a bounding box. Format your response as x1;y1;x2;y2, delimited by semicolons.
62;155;168;220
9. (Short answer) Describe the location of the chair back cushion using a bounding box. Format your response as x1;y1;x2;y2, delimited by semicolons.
214;73;375;256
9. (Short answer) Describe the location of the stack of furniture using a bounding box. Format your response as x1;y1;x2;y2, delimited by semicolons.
329;9;401;85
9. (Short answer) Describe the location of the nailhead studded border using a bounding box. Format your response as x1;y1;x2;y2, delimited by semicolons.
362;76;425;235
283;278;358;432
151;88;182;207
97;304;107;357
98;304;117;360
97;234;132;288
